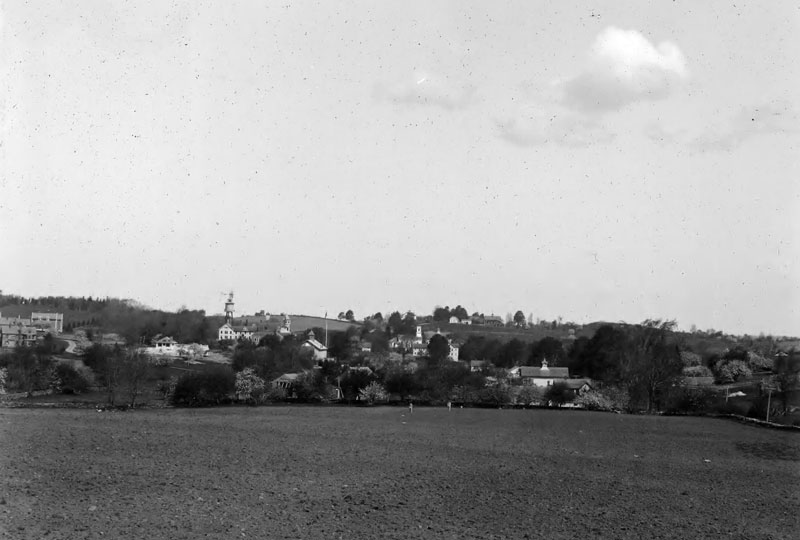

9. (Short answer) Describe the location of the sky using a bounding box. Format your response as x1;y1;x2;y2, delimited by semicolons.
1;1;798;336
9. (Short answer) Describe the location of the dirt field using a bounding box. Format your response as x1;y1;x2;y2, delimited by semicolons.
1;407;797;539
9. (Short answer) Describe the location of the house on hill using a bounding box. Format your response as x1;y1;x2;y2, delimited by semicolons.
152;335;178;352
0;319;39;348
0;310;64;348
473;315;504;327
217;323;254;342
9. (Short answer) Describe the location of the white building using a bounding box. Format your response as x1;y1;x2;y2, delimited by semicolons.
301;330;329;361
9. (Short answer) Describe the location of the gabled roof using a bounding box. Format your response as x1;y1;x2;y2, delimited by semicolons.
272;373;301;383
563;379;592;390
232;326;253;333
519;366;570;378
303;338;328;351
0;324;38;336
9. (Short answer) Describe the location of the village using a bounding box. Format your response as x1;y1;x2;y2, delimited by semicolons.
3;290;795;417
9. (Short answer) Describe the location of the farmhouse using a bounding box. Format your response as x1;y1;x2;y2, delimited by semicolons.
153;336;178;350
217;323;255;342
485;315;504;327
563;378;593;396
514;360;570;387
0;310;65;349
0;319;39;348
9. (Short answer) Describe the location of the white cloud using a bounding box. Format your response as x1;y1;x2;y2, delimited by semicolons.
376;72;474;110
693;102;799;150
562;27;688;113
497;104;614;148
495;27;687;147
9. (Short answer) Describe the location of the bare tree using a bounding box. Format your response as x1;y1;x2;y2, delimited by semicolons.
619;320;684;412
121;349;150;408
772;352;800;414
102;346;125;406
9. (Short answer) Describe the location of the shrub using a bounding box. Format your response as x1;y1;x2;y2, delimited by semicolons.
359;381;389;404
148;355;170;367
544;382;572;407
683;365;713;377
714;359;751;384
680;351;703;367
450;385;480;405
664;387;717;414
515;385;545;406
711;399;751;416
48;366;62;393
52;363;90;394
747;394;781;421
235;368;266;403
294;371;334;403
476;384;512;407
158;377;178;402
598;386;630;412
171;367;235;407
746;352;772;372
0;367;7;394
574;391;616;411
263;386;287;403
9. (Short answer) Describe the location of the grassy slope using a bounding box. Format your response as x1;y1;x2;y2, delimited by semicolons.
0;304;98;325
426;320;624;343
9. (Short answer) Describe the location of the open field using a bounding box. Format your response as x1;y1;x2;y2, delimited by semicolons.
1;408;798;540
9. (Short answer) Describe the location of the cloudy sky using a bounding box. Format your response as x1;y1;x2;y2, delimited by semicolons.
1;1;798;335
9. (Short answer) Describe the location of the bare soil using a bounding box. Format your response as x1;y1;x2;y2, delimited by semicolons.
1;407;797;539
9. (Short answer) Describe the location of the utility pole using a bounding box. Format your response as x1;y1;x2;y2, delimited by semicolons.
766;388;772;423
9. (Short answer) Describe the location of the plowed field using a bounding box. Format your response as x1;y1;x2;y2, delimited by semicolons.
1;407;797;539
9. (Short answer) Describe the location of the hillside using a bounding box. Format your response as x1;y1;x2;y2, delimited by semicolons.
0;303;106;330
290;315;362;333
422;321;622;344
209;314;362;335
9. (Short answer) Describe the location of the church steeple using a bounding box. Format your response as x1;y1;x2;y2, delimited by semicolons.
224;292;235;324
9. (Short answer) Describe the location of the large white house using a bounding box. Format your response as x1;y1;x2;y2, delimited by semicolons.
510;359;569;387
217;323;254;342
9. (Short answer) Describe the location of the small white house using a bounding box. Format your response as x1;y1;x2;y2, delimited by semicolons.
301;330;328;361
